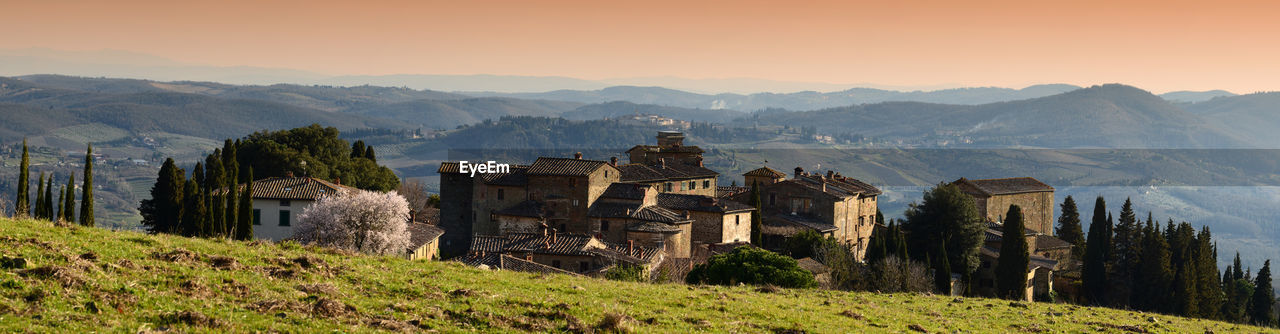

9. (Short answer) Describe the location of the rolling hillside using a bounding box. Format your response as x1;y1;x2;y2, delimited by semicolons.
0;217;1267;333
1182;92;1280;145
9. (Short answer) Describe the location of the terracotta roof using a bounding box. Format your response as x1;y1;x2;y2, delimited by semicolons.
588;202;642;219
631;206;693;224
625;145;704;154
616;163;668;182
470;235;508;253
502;233;600;256
626;221;683;234
527;157;612;176
765;214;839;233
496;255;579;275
406;223;444;251
249;177;352;200
588;202;693;224
457;252;500;267
600;183;649;201
795;174;882;196
743;166;786;178
954;177;1053;196
656;193;754;213
596;242;663;264
980;245;1060;271
493;200;546;218
716;186;749;198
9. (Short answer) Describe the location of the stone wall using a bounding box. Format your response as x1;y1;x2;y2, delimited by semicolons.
981;192;1054;236
438;172;475;257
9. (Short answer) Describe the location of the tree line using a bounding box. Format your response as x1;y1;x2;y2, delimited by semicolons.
10;139;95;227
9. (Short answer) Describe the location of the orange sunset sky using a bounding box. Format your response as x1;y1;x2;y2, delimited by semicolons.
3;0;1279;93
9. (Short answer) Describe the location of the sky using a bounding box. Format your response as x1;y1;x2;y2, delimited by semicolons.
3;0;1280;93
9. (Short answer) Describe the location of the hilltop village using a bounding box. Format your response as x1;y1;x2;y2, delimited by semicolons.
435;131;1076;301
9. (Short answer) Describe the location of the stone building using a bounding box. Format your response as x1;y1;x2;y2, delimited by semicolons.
246;175;353;241
729;166;880;260
460;232;662;275
406;223;444;260
952;177;1055;235
973;221;1073;301
439;131;755;267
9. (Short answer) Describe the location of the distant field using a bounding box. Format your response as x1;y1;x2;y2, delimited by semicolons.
49;124;130;144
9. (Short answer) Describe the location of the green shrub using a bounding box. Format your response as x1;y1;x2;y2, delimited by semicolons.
604;264;647;282
685;246;816;288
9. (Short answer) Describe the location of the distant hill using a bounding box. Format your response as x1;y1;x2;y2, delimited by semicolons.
743;84;1250;148
468;84;1084;111
561;101;746;123
1159;90;1236;103
346;98;581;130
1182;92;1280;145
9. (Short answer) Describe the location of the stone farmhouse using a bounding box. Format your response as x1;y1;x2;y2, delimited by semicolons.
438;131;754;274
728;166;881;260
953;177;1056;235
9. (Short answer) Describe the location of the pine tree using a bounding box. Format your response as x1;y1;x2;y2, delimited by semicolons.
1056;195;1085;258
1196;227;1222;319
364;146;376;162
1235;253;1245;281
351;140;366;159
62;174;75;223
996;205;1030;300
79;144;94;227
41;175;53;220
749;182;762;246
180;177;206;237
1111;198;1141;305
934;239;952;295
34;172;45;220
15;138;30;218
1173;257;1199;316
1249;260;1274;326
1082;196;1111;305
1137;221;1171;312
235;169;255;241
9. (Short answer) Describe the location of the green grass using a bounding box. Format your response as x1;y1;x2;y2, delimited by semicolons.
49;124;131;144
0;217;1273;333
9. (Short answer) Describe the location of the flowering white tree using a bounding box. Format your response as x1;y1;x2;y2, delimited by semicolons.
295;189;412;255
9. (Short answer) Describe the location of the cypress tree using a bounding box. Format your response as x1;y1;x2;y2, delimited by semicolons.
223;140;239;236
1056;195;1085;259
1173;257;1199;316
55;186;65;222
1234;253;1245;281
205;152;225;237
1082;196;1111;305
996;205;1030;300
1137;221;1171;312
1196;227;1222;319
79;144;94;227
351;140;366;159
15;138;30;218
42;175;53;220
934;239;952;295
141;158;185;234
62;174;75;223
1249;260;1274;326
749;182;762;246
364;145;376;162
235;169;254;241
181;177;206;237
34;172;45;220
1112;198;1141;306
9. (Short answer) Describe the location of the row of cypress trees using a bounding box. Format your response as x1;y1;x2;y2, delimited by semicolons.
11;139;95;226
1069;195;1275;327
139;139;254;240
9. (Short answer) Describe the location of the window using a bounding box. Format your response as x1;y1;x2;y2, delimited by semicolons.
573;199;579;207
253;209;261;225
735;215;740;226
280;200;291;207
601;220;610;231
497;188;505;200
680;182;685;191
769;193;776;206
703;180;710;188
664;182;673;192
552;260;562;268
279;210;291;226
689;181;696;190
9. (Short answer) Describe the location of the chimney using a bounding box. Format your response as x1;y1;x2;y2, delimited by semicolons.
526;254;533;261
574;152;583;159
334;177;341;185
826;170;834;179
683;210;690;219
793;167;804;178
628;240;634;255
551;228;557;243
609;156;618;166
697;157;704;167
285;171;295;177
659;158;666;169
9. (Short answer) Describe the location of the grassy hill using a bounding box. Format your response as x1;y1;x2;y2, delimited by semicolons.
0;218;1271;333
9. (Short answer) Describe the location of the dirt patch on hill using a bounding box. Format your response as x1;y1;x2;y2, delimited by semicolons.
159;310;225;328
18;265;84;287
207;256;238;270
312;298;358;318
151;248;199;262
296;283;339;296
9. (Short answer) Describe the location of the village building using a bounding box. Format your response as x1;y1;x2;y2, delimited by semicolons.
972;221;1074;301
729;166;880;260
406;223;444;260
246;175;354;241
438;131;756;270
459;232;662;275
952;177;1056;235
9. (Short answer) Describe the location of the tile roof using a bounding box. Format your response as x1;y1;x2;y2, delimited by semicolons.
595;242;663;264
765;214;839;233
587;202;642;219
716;186;749;198
406;223;444;251
470;235;508;253
656;193;754;213
496;255;579;275
502;233;600;256
625;145;704;154
437;162;460;174
249;177;353;200
795;174;882;196
626;221;683;234
600;183;649;201
588;202;693;224
493;200;546;218
631;206;693;224
743;166;786;178
981;245;1060;271
954;177;1053;196
1035;234;1073;250
616;163;718;182
527;157;612;176
477;165;530;186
